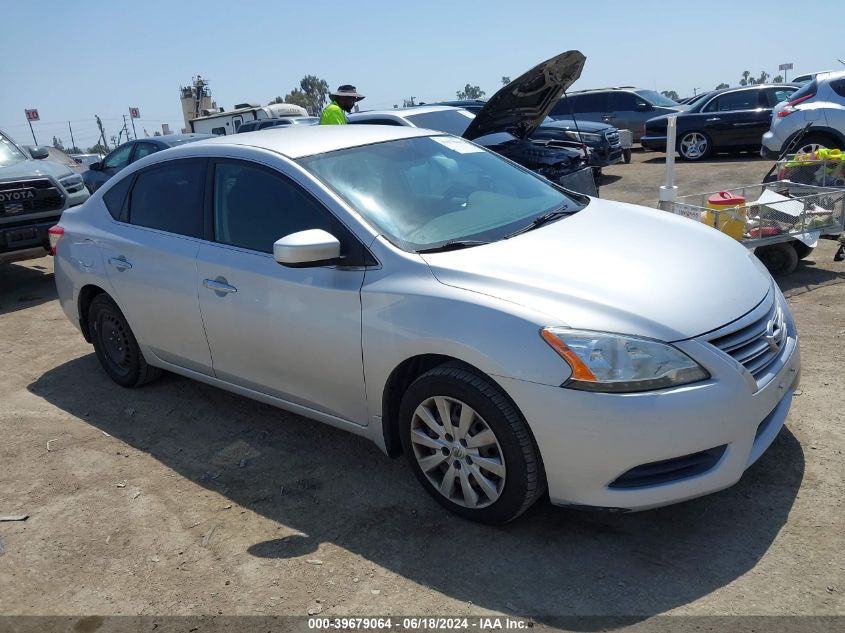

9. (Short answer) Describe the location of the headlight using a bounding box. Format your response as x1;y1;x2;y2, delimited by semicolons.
540;327;710;393
59;173;85;193
563;130;603;144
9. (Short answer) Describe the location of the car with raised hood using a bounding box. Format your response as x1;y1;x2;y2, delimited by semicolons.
0;129;89;262
642;84;798;161
53;120;799;524
350;51;596;194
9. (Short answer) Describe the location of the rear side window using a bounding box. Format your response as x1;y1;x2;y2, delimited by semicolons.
572;93;608;113
830;80;845;98
211;127;226;136
608;92;637;111
128;160;205;237
703;90;759;112
789;79;817;103
103;176;132;221
766;88;797;107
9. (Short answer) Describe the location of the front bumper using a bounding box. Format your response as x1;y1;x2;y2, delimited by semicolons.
497;330;800;511
640;134;668;152
587;143;624;167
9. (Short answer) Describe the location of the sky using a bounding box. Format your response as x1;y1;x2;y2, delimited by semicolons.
1;0;842;151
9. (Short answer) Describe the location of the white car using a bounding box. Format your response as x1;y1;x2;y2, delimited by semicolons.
52;125;800;523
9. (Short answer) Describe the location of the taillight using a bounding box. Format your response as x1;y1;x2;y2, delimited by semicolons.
777;106;795;118
48;225;64;256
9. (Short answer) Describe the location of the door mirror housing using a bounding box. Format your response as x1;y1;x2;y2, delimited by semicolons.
635;102;653;112
273;229;341;267
27;146;50;160
88;161;103;171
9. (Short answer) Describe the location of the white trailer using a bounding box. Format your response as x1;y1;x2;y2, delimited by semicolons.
190;102;308;136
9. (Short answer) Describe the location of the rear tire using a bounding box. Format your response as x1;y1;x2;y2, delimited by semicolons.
795;134;842;156
792;241;814;260
88;294;161;388
755;243;799;275
399;363;545;524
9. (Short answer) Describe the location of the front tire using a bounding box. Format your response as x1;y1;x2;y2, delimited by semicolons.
88;294;161;388
677;131;711;161
399;363;545;524
792;241;814;260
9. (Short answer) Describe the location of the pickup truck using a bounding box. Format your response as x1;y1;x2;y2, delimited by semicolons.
1;129;89;262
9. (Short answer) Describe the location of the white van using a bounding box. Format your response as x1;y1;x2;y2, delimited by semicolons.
190;102;308;136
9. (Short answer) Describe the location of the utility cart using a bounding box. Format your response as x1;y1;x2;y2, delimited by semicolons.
667;181;845;275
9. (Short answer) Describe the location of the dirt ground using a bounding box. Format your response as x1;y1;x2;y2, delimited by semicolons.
0;150;843;626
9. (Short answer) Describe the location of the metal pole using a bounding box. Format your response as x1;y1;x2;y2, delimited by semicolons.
28;119;37;145
658;114;678;210
68;121;76;152
130;113;137;140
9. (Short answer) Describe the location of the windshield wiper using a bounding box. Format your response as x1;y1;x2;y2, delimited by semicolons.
504;207;572;239
416;240;489;254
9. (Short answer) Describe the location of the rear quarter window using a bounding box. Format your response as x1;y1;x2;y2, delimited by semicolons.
103;176;132;221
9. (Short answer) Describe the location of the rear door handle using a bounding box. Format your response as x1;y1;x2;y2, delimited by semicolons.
107;257;132;270
203;278;237;294
706;117;721;122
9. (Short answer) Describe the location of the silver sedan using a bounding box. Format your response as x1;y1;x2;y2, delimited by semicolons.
52;125;800;523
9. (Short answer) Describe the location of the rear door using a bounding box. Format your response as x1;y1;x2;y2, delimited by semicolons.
99;158;213;374
571;92;609;125
195;159;369;424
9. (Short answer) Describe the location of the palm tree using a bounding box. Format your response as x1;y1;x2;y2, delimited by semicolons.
740;70;751;86
758;71;770;84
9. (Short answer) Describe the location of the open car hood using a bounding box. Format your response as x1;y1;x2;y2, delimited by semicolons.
462;50;586;142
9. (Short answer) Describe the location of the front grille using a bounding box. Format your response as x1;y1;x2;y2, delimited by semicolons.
609;445;727;489
605;130;621;147
707;292;787;382
0;178;64;217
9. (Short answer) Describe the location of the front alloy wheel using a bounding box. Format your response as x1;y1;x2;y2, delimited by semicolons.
678;131;710;161
410;396;506;509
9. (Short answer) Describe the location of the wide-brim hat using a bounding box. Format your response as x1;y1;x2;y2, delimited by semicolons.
331;84;365;101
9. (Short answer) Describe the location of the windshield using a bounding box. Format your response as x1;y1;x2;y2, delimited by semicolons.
0;132;28;168
636;90;680;107
298;135;578;252
684;92;711;109
404;110;475;136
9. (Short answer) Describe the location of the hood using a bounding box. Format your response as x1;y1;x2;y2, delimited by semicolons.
463;50;586;142
0;157;75;181
539;119;613;134
421;199;770;342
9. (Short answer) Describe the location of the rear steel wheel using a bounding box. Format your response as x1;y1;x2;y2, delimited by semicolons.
410;396;506;510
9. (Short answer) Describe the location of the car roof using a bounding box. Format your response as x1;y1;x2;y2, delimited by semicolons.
185;124;435;159
155;133;215;145
352;105;463;119
816;69;845;81
700;83;798;98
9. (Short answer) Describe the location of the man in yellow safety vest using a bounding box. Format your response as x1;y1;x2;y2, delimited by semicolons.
320;85;365;125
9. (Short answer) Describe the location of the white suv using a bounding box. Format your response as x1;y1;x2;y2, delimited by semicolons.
761;70;845;158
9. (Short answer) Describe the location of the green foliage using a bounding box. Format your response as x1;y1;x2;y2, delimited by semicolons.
269;75;330;115
501;76;511;86
457;84;485;100
661;90;679;101
715;83;730;90
51;136;64;150
773;75;783;83
88;143;108;155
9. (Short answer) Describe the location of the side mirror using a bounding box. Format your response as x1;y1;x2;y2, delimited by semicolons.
273;229;341;267
89;161;103;171
28;146;50;160
636;102;653;112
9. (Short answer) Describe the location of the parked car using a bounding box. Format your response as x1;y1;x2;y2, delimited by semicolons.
549;87;684;141
791;70;836;86
422;100;487;114
531;117;624;169
81;134;214;193
641;84;798;161
0;129;89;262
237;117;319;133
761;71;845;159
53;125;799;523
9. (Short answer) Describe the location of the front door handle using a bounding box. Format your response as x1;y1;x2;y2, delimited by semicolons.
108;256;132;270
706;117;721;122
203;278;237;295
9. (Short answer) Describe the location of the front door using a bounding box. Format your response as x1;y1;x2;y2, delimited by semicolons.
195;159;368;424
100;158;213;374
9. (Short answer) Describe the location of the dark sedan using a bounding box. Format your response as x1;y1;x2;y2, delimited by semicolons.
641;84;798;161
82;134;214;192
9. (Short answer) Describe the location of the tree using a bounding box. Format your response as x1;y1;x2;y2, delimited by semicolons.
773;74;783;83
51;136;64;150
757;71;770;84
501;76;511;86
402;97;416;107
661;90;679;101
457;84;485;100
88;143;108;155
740;70;751;86
299;75;330;114
715;82;729;90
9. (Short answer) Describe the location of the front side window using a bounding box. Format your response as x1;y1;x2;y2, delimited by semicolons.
128;160;205;237
211;127;226;136
213;162;334;253
132;142;159;162
299;135;579;252
103;144;133;170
